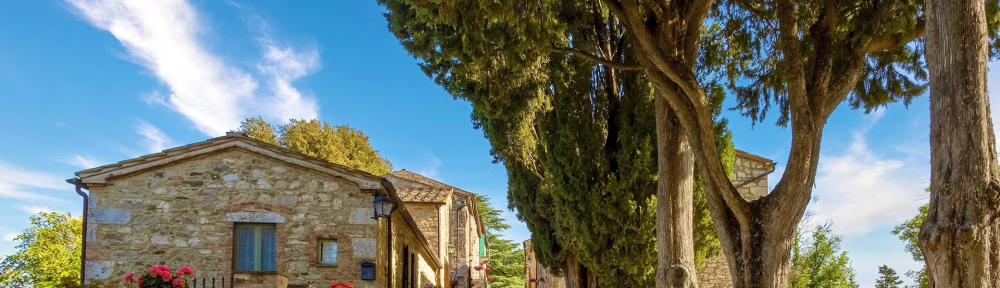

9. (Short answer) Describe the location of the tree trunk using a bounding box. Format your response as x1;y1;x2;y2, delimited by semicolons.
655;95;699;288
920;0;1000;286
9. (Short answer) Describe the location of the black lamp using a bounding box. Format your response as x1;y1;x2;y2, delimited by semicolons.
372;193;395;218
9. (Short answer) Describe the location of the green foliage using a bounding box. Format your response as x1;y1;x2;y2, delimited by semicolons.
789;224;859;288
875;265;904;288
378;1;733;285
0;211;82;288
891;204;929;288
706;0;1000;126
476;196;525;288
235;118;393;175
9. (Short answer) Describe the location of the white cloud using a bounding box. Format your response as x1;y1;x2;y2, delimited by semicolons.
19;205;54;215
0;164;63;202
136;120;174;153
59;154;103;169
806;121;927;235
3;233;18;242
417;154;442;180
66;0;319;136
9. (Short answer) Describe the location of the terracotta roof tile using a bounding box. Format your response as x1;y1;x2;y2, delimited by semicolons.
397;188;451;203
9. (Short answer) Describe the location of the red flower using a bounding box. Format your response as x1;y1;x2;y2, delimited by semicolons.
124;273;135;284
158;270;173;281
172;278;186;287
177;266;194;276
484;267;491;272
138;275;143;286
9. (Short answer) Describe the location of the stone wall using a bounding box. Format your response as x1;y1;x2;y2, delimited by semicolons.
696;151;775;288
84;150;380;288
389;212;440;288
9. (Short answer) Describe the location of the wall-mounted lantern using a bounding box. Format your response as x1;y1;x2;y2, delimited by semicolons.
360;260;375;280
372;193;395;218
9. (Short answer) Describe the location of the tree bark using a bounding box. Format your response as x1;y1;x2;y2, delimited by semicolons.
655;95;699;288
920;0;1000;286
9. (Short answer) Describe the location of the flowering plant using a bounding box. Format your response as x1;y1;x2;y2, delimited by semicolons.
473;265;484;271
484;267;491;273
331;282;355;288
487;276;493;282
124;265;194;288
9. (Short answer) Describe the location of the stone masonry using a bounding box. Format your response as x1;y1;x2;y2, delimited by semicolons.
76;134;442;288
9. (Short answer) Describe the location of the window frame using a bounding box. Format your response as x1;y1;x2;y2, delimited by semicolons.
316;238;338;266
233;223;278;272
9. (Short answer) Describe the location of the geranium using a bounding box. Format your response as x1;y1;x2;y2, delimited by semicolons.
331;283;355;288
487;276;493;282
126;265;194;287
484;267;491;272
473;265;484;271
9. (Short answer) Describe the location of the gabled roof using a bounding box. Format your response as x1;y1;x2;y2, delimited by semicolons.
397;187;452;203
75;132;383;189
387;170;487;237
735;149;776;167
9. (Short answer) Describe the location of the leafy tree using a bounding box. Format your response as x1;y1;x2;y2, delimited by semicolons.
475;196;525;288
920;0;1000;285
0;211;82;288
236;118;393;175
891;204;928;288
378;0;734;286
875;265;904;288
788;224;859;288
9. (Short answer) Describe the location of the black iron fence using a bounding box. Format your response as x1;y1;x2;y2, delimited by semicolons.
185;276;234;288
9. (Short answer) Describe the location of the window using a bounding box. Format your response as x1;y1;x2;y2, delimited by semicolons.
235;223;277;271
318;239;337;265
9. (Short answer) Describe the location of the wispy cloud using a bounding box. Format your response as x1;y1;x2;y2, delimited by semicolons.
806;112;926;235
136;120;174;153
66;0;319;136
417;154;442;180
59;154;103;169
18;205;54;215
3;233;18;242
0;163;63;202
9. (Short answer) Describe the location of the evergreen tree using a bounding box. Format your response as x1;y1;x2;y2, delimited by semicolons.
789;224;859;288
892;204;929;288
476;196;525;288
875;265;904;288
235;118;393;175
0;212;82;287
378;1;733;285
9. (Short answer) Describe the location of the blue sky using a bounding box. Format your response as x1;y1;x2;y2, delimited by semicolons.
0;1;997;287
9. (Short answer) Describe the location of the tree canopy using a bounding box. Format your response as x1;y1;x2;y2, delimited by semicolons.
379;0;734;285
0;211;82;288
875;265;904;288
789;224;859;288
892;204;929;288
236;117;393;175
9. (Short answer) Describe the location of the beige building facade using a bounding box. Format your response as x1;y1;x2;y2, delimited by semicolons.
76;133;443;288
385;170;489;288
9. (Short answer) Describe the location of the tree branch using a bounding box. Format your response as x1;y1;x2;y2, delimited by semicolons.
551;47;644;70
866;19;926;53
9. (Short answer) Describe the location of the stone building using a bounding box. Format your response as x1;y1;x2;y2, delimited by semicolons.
697;150;776;288
75;133;443;288
522;240;563;288
520;150;775;288
385;170;489;288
